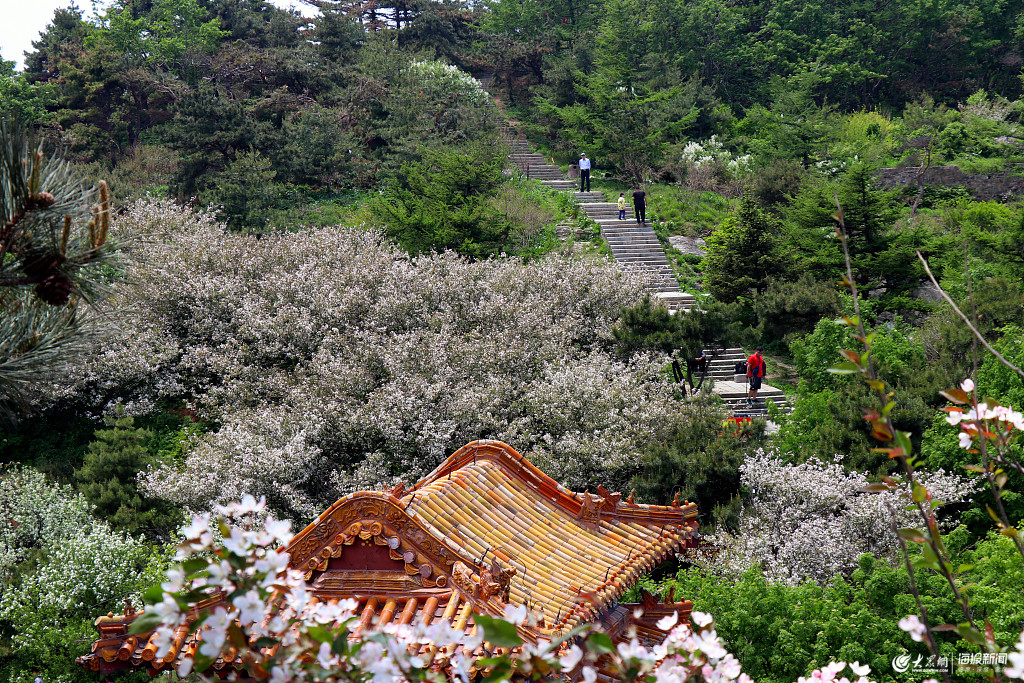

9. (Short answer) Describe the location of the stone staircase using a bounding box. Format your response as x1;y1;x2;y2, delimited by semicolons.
504;136;695;312
484;80;796;418
698;347;792;418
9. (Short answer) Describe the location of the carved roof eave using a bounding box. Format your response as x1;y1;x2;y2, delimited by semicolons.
407;440;699;527
287;492;487;588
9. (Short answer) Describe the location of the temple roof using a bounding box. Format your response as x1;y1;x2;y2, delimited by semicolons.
78;440;698;678
399;440;697;632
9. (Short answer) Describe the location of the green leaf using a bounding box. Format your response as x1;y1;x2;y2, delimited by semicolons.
863;483;892;492
955;624;986;645
127;610;163;635
895;431;913;458
332;631;349;656
481;660;514;683
940;388;969;404
587;632;616;655
921;543;941;569
142;585;165;605
474;615;522;648
193;652;215;673
550;622;590;649
897;528;926;543
828;362;859;374
307;626;333;644
911;484;928;504
228;624;247;649
182;558;208;575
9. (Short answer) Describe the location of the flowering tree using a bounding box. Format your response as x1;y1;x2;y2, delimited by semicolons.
713;451;975;585
0;468;168;682
47;200;682;521
679;136;753;178
129;497;879;683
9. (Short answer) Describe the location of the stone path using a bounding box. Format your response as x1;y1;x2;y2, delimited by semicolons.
700;347;791;418
505;136;696;312
484;83;790;417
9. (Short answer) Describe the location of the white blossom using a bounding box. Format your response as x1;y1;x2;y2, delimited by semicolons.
45;200;680;521
713;451;976;584
1007;631;1024;679
897;615;927;642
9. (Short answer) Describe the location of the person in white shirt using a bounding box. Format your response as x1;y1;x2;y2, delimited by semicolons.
578;153;592;192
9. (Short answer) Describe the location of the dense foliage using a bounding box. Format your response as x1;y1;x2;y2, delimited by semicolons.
4;0;1024;680
0;468;169;683
42;200;681;520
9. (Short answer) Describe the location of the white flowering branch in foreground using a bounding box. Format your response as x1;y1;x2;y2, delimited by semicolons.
129;499;878;683
891;380;1024;677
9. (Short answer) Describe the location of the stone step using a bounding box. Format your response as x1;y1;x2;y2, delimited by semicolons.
513;164;560;171
709;358;757;367
606;247;671;255
620;262;673;271
613;252;672;260
517;167;562;174
719;388;787;399
513;163;556;169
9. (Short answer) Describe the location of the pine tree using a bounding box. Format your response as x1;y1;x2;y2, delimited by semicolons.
702;194;786;303
75;416;179;538
0;119;123;420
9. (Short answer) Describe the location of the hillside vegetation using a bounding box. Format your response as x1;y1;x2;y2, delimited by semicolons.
3;0;1024;681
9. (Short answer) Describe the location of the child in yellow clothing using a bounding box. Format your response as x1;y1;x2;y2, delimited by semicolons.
617;193;626;220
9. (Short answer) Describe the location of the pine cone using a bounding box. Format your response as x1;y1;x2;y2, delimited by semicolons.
21;246;64;278
34;272;73;306
28;192;56;209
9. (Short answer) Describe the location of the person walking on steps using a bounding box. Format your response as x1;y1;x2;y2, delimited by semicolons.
746;346;766;406
632;186;646;224
617;192;627;219
579;153;591;192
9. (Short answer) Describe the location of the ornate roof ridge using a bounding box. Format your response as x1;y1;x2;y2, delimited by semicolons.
285;491;490;586
406;440;698;526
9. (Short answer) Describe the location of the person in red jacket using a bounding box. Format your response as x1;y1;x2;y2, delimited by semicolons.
746;346;765;405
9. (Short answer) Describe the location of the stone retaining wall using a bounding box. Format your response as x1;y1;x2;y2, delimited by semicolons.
876;164;1024;201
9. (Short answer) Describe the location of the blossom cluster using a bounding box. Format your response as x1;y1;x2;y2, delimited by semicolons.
945;378;1024;450
407;60;489;106
136;505;875;683
714;450;976;584
0;468;168;683
892;380;1024;674
45;200;682;521
679;136;752;175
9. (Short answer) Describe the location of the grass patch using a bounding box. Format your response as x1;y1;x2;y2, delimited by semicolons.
646;185;735;236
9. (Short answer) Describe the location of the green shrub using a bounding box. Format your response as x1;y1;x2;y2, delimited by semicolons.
664;537;1023;683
